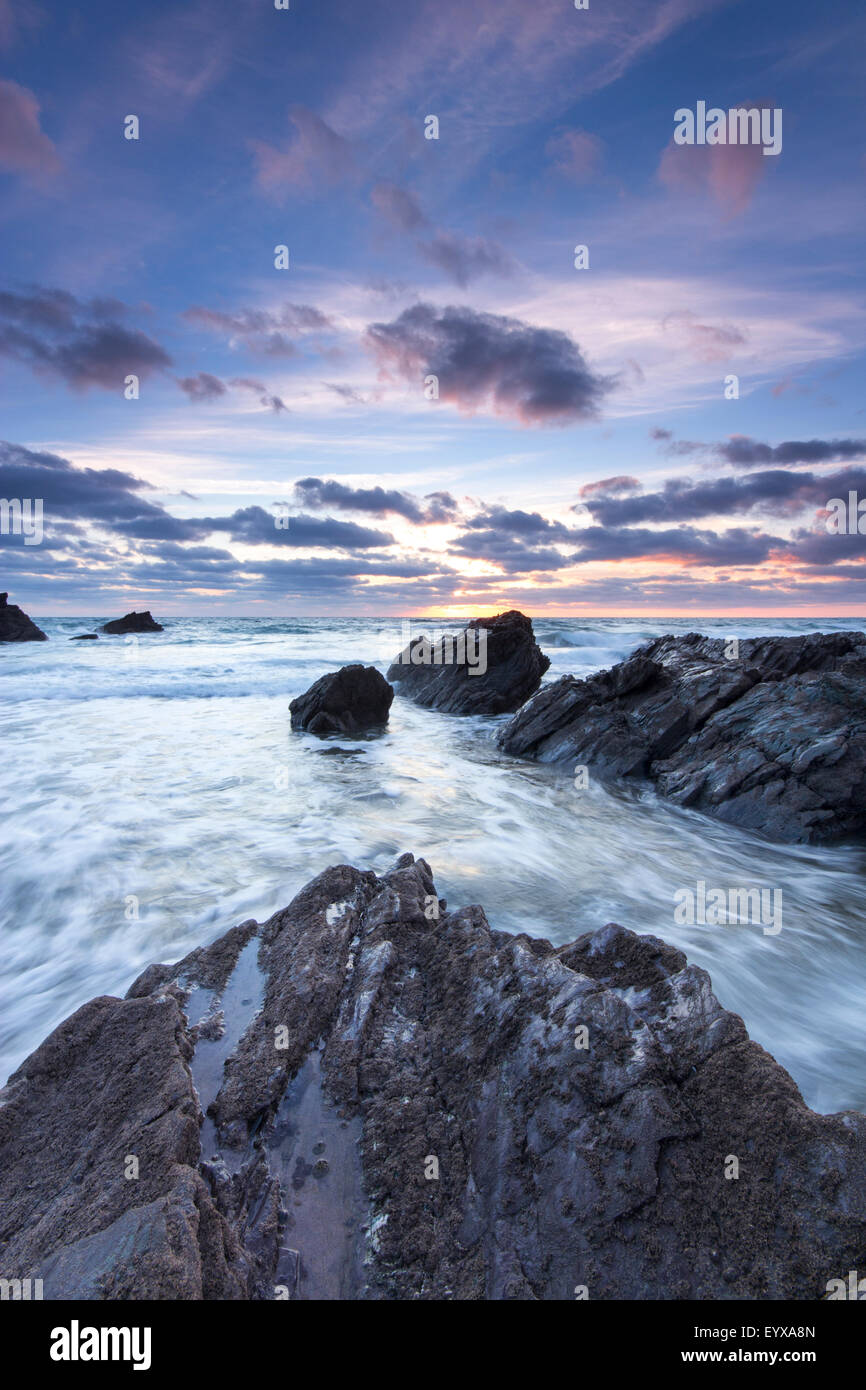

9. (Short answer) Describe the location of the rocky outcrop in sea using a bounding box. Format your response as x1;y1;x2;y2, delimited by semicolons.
0;591;47;642
290;664;394;735
102;611;164;634
388;609;549;715
499;631;866;844
1;854;863;1300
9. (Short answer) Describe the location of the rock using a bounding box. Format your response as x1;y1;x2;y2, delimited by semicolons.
70;634;99;641
101;610;164;634
290;664;394;736
499;631;866;844
2;853;864;1300
0;591;47;643
387;609;549;715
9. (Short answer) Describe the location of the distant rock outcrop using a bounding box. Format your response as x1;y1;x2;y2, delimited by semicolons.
290;664;394;736
0;592;47;643
1;853;864;1300
102;611;164;635
499;630;866;844
387;609;549;715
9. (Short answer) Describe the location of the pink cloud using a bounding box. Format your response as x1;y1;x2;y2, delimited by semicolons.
250;106;355;198
658;138;768;217
0;79;60;175
547;128;605;183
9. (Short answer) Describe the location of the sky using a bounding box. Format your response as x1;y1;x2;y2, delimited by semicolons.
1;0;865;617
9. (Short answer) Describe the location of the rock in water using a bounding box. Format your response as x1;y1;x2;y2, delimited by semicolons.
387;609;549;715
102;610;164;634
0;592;47;642
290;664;394;735
70;634;99;640
1;853;864;1300
499;631;866;844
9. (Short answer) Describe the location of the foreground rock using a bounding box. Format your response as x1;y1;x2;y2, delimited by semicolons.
1;853;864;1300
387;609;549;715
102;610;164;635
290;664;394;736
499;631;866;844
0;591;47;642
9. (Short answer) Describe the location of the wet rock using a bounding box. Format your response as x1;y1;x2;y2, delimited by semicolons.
70;634;99;640
290;664;394;736
102;610;164;635
0;592;47;643
387;609;549;715
499;631;866;844
1;853;864;1300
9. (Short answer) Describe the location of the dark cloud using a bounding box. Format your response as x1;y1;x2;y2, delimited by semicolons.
204;505;394;550
570;525;780;567
183;301;331;357
365;302;613;425
370;181;427;231
177;371;227;401
230;377;288;413
719;435;866;468
0;439;187;538
579;467;866;527
416;232;516;287
293;477;458;524
452;530;574;573
0;286;171;390
464;506;574;540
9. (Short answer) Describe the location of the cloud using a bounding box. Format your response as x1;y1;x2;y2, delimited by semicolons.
177;372;227;402
719;435;866;467
579;475;641;498
293;477;458;523
0;79;60;175
464;505;575;539
658;111;772;216
416;232;517;287
570;524;780;567
365;302;613;424
0;439;183;535
370;181;427;231
183;301;331;357
0;286;171;389
578;466;866;527
546;127;605;182
205;506;394;550
230;377;287;413
662;310;746;362
250;106;355;196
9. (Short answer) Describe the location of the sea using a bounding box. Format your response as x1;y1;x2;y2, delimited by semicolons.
2;614;865;1113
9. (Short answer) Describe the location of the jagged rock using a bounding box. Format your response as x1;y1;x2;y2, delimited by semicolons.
0;591;47;642
102;611;164;635
499;631;866;844
290;664;394;736
2;854;864;1300
387;609;549;715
